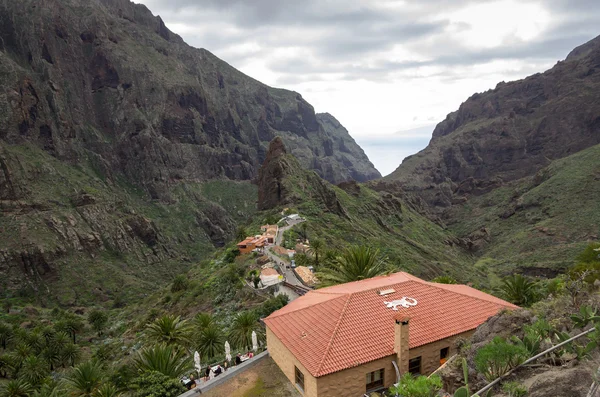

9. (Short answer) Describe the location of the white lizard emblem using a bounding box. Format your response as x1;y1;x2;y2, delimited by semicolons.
384;297;418;310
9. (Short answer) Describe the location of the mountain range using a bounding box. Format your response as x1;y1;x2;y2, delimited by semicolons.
0;0;599;303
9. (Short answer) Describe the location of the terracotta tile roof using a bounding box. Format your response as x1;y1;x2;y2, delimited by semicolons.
261;268;279;277
264;272;517;377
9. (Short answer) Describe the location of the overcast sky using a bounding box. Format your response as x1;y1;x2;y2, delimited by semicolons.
136;0;599;176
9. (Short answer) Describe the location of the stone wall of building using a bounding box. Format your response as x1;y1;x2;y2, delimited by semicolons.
407;330;475;375
266;327;318;397
316;355;397;397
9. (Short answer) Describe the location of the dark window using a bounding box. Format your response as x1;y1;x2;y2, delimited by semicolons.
440;347;450;365
295;366;304;392
441;347;449;359
409;356;421;375
366;368;384;392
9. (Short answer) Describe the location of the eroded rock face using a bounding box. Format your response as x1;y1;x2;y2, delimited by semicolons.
0;0;379;296
0;0;379;191
387;34;600;210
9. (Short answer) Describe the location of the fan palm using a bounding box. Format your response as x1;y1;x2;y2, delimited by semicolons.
317;246;388;286
228;312;263;351
196;324;225;360
0;379;34;397
66;361;104;397
145;315;192;347
20;355;49;386
499;274;539;307
133;344;191;378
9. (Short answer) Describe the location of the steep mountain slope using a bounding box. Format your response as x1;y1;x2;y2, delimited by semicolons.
257;138;477;282
0;0;379;302
387;35;600;208
382;35;600;274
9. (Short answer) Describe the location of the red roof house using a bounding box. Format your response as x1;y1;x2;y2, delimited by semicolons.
264;272;517;396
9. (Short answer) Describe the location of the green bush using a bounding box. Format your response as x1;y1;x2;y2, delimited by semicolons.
475;337;528;381
431;275;458;284
502;381;527;397
389;373;442;397
255;295;289;318
133;371;186;397
170;275;189;293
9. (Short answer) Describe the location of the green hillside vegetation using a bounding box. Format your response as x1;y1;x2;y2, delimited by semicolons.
0;143;257;306
445;143;600;277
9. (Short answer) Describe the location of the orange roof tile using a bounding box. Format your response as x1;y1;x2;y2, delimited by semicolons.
261;268;279;277
264;272;517;377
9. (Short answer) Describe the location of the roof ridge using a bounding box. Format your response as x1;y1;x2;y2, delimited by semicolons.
422;280;514;307
315;292;352;376
266;292;348;319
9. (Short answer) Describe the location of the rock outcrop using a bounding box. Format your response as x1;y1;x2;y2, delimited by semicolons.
257;137;347;217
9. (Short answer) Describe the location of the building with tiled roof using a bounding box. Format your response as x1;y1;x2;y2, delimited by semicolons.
264;272;517;397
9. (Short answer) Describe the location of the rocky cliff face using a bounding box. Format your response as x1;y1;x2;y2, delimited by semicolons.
386;34;600;210
0;0;378;191
257;137;346;216
0;0;379;300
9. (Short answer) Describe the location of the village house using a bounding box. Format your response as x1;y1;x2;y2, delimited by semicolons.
261;224;279;244
260;267;283;287
264;272;517;397
236;235;268;254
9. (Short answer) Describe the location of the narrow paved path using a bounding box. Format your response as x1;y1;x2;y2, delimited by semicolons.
265;219;305;287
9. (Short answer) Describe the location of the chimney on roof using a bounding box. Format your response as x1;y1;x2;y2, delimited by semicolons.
394;315;410;373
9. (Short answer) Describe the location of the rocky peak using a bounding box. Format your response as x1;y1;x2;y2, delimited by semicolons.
264;136;287;161
257;137;347;216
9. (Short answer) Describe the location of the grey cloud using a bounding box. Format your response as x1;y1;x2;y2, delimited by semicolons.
136;0;600;84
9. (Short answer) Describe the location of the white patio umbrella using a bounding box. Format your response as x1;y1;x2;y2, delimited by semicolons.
194;351;201;373
252;331;258;352
224;341;232;362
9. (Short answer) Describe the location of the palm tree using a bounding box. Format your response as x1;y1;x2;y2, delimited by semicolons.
20;355;49;386
308;239;325;267
145;315;192;347
0;354;11;378
0;379;34;397
236;226;248;242
499;274;539;307
317;246;388;286
91;383;121;397
431;275;458;284
60;343;81;368
0;323;13;350
56;316;84;344
32;381;68;397
66;361;104;397
196;324;225;360
87;311;108;337
228;312;263;351
133;344;191;378
194;313;215;331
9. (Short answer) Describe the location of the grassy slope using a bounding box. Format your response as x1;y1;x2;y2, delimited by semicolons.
446;143;600;276
0;143;257;305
